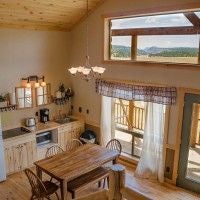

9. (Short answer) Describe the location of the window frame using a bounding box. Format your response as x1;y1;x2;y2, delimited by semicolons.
103;5;200;67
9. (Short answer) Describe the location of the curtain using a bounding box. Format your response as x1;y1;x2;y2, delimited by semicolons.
96;79;177;105
134;102;166;182
100;96;112;146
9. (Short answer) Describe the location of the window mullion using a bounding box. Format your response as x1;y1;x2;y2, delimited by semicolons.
131;35;137;60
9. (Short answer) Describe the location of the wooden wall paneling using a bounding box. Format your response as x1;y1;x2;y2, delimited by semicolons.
164;148;175;180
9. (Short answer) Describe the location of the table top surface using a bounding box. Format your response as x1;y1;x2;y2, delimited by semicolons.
34;144;119;181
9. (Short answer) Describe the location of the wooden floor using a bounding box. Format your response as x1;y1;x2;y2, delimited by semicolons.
0;167;199;200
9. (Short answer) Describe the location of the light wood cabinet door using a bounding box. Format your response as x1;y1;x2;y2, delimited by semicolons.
25;140;37;166
4;139;36;174
13;145;21;172
4;147;14;174
57;121;85;150
58;131;67;150
71;125;84;140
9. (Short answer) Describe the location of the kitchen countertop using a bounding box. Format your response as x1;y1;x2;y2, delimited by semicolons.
2;117;84;141
26;121;60;135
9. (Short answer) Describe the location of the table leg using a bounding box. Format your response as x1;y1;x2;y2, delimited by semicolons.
113;158;117;164
36;166;42;180
60;180;67;200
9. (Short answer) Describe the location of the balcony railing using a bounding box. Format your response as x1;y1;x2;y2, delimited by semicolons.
114;102;145;131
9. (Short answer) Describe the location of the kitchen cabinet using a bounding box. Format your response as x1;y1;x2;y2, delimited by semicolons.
58;121;84;150
4;134;36;174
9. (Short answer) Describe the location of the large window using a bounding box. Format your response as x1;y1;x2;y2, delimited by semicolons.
112;99;145;158
106;10;200;65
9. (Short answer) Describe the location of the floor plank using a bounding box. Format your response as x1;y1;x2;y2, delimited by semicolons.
0;167;199;200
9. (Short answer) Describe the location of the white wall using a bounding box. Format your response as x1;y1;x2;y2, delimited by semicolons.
69;0;200;145
0;28;71;129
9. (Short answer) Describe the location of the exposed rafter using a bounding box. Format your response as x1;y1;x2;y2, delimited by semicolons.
111;26;200;36
184;12;200;28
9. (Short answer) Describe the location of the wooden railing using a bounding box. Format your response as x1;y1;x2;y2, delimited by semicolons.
114;102;145;131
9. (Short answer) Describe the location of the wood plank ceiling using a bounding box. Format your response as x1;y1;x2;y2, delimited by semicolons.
0;0;104;31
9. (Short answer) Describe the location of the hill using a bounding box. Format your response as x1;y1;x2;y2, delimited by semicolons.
111;45;199;58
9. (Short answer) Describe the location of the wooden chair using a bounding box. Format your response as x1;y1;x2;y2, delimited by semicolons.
66;139;83;152
103;139;122;187
24;168;60;200
106;139;122;155
46;145;64;158
45;145;64;183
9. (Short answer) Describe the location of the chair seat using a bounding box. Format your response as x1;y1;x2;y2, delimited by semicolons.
68;167;110;193
43;181;59;195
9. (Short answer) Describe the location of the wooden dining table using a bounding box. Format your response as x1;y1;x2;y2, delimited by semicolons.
34;143;120;200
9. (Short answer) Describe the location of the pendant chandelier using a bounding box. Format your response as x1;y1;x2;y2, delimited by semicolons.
68;0;105;81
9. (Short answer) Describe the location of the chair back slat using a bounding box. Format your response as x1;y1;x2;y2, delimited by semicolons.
25;169;47;198
106;139;122;154
46;145;64;158
66;139;83;152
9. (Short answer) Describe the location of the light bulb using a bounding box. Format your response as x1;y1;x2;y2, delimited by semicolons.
41;81;46;87
35;82;40;88
68;67;78;75
91;66;99;73
96;67;106;74
82;68;91;75
92;66;106;74
77;66;85;73
26;82;31;88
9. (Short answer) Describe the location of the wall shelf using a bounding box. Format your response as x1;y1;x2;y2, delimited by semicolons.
0;105;17;112
53;97;70;105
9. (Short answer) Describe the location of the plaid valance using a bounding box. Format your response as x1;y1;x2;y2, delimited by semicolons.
95;79;177;105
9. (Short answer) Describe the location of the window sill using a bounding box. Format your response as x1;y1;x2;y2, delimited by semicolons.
102;59;200;69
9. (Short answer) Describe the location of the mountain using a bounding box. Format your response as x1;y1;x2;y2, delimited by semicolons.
111;45;198;58
144;46;168;54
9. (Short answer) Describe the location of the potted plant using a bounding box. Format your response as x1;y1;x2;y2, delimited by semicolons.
0;94;8;108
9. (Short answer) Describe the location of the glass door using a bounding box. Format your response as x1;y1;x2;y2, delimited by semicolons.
177;93;200;193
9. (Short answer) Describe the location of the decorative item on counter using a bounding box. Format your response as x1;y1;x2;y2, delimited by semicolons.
59;83;65;98
65;88;74;98
0;94;16;112
53;88;74;105
9;92;16;105
55;91;62;99
0;94;8;108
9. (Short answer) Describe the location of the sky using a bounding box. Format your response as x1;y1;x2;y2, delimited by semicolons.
111;12;200;49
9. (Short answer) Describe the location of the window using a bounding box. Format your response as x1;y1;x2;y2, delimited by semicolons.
106;10;200;65
16;87;33;109
112;99;145;158
35;84;51;106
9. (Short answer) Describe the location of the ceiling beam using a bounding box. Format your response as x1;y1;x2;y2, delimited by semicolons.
184;12;200;28
111;26;200;36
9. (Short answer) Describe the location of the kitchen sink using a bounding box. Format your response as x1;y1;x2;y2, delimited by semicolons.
54;117;77;125
2;127;31;140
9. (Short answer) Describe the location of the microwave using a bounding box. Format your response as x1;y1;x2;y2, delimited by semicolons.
36;131;52;146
